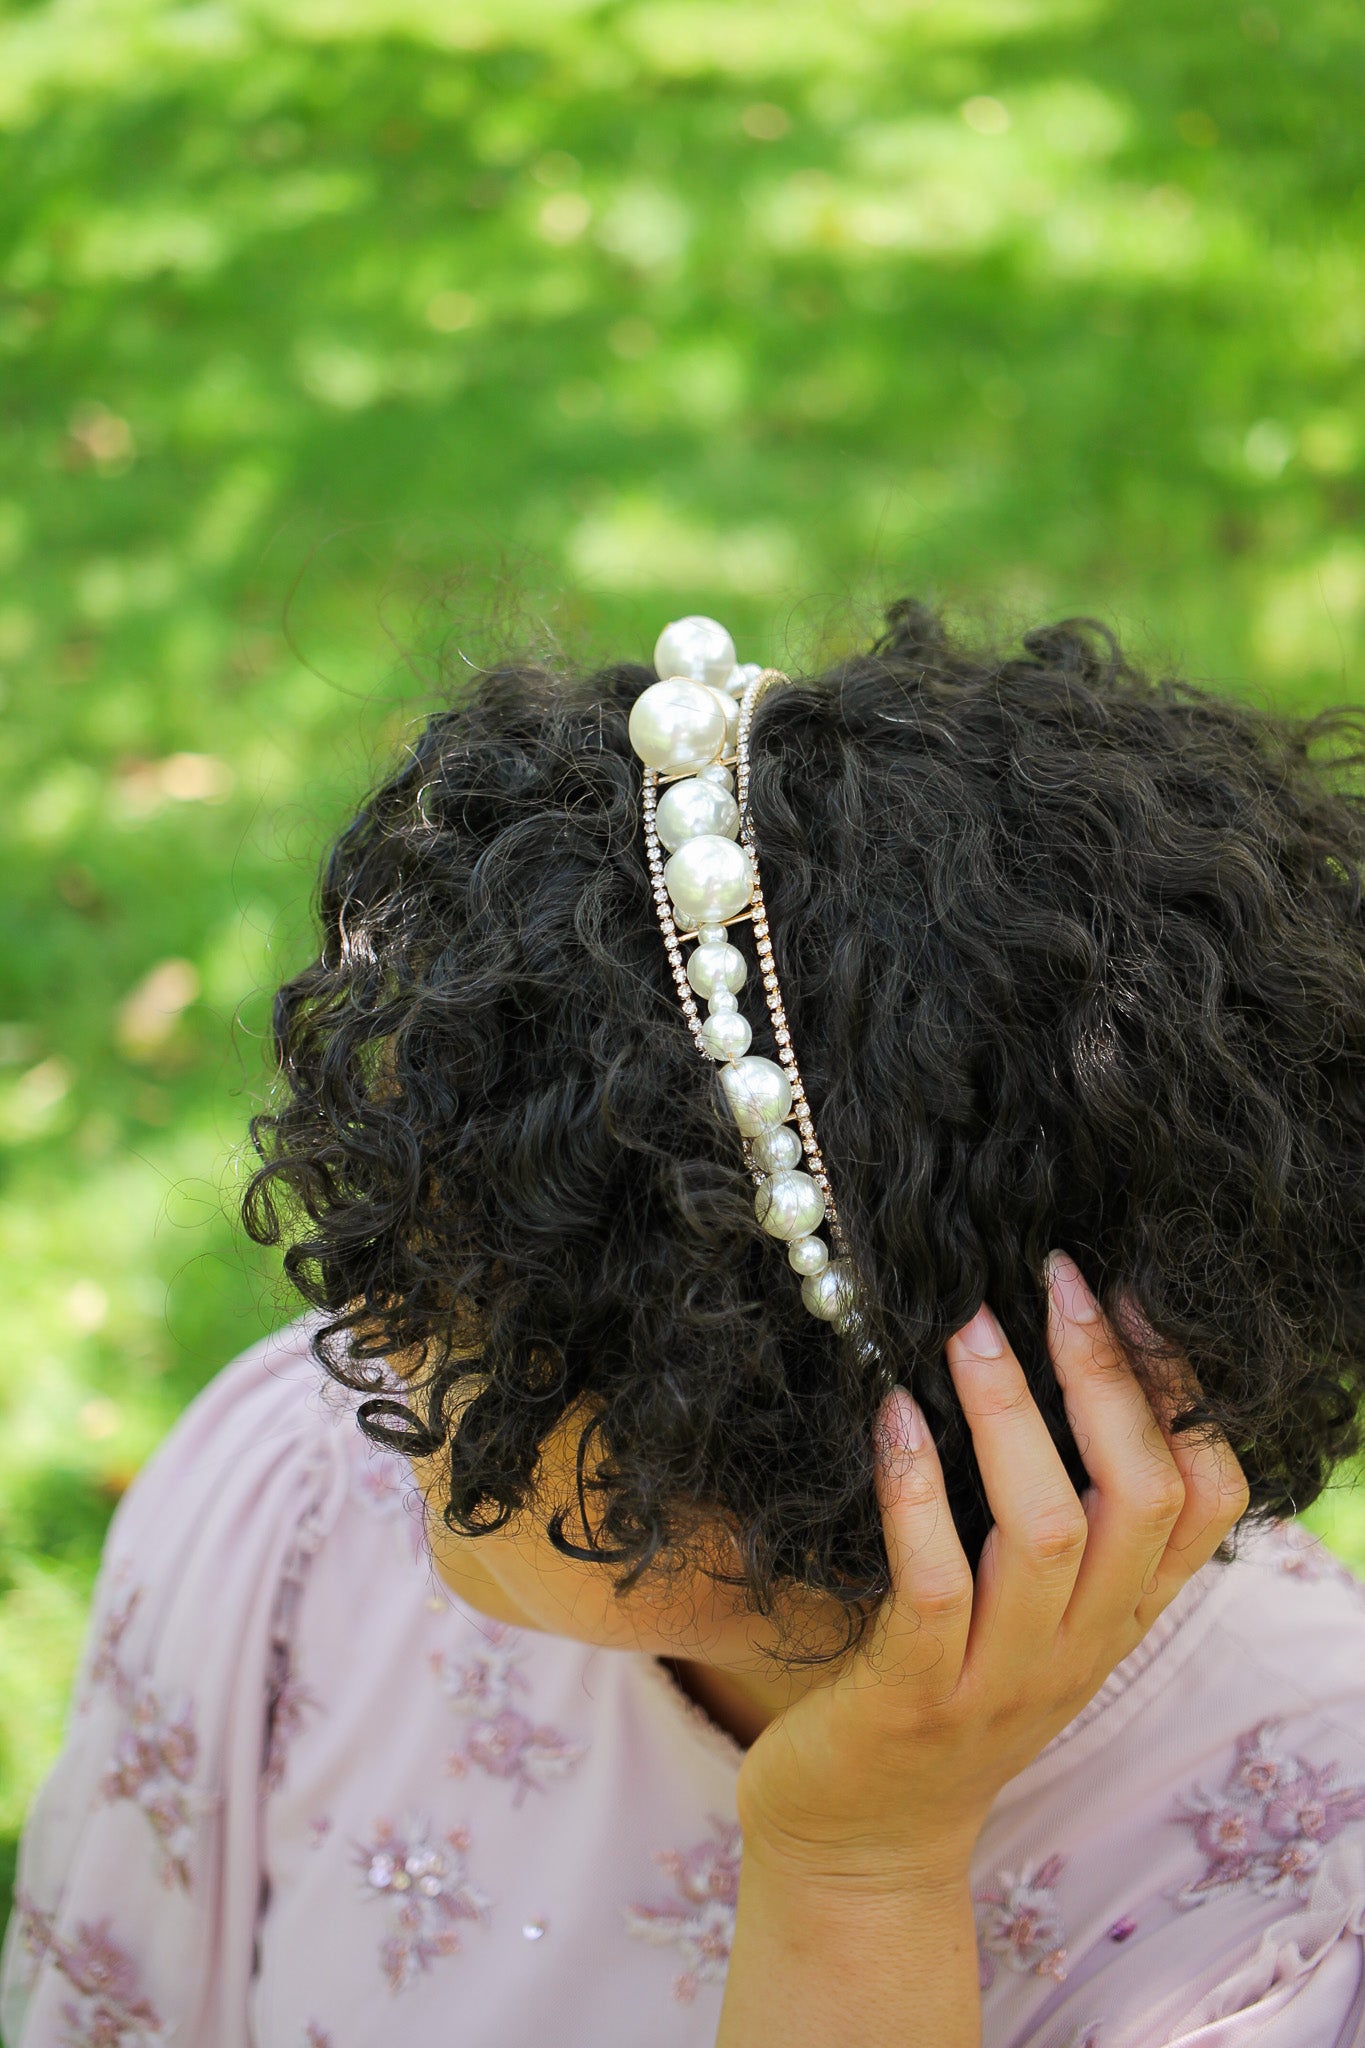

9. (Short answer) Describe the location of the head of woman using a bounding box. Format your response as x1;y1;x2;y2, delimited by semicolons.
243;600;1365;1681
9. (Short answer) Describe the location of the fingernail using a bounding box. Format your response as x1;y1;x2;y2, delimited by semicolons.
1047;1250;1100;1325
903;1396;929;1451
956;1305;1004;1358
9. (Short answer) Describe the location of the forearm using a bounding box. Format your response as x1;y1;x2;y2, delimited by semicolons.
717;1861;981;2048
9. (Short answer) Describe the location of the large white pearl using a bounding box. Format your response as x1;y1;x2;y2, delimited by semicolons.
787;1234;830;1275
701;1010;752;1061
720;1056;792;1134
629;679;727;774
749;1125;802;1173
755;1171;826;1241
654;616;737;690
685;942;746;998
655;776;741;851
724;661;764;699
801;1258;855;1322
698;764;734;791
706;685;740;750
664;835;754;927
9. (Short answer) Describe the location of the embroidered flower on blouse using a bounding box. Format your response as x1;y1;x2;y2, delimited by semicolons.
1174;1718;1365;1907
623;1818;743;2004
973;1855;1069;1988
79;1579;211;1892
433;1625;586;1805
97;1675;205;1893
433;1626;525;1716
1226;1721;1294;1801
10;1892;55;1995
83;1583;140;1710
12;1895;165;2045
354;1814;491;1993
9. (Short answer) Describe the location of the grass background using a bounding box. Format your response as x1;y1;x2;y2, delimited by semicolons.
2;0;1363;1943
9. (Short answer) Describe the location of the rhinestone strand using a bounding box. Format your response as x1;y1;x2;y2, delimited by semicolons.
734;670;850;1260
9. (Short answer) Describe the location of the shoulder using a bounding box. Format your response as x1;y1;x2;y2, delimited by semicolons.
0;1318;384;2042
111;1314;340;1519
69;1315;372;1726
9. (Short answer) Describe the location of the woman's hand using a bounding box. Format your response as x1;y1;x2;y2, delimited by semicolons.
717;1252;1249;2047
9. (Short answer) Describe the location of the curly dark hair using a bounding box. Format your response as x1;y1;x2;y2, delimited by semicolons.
243;599;1365;1652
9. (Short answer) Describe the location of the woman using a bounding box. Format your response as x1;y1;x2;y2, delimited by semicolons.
4;600;1364;2046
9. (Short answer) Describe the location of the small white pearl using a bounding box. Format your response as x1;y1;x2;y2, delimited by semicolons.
755;1171;826;1241
801;1258;855;1322
664;835;754;927
750;1125;802;1173
628;679;727;775
787;1234;830;1276
685;942;747;998
698;764;734;791
723;661;764;699
720;1056;792;1134
654;617;737;689
701;1010;752;1061
697;922;728;945
708;989;739;1014
655;776;740;851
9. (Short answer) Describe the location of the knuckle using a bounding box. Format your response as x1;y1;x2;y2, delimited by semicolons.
912;1564;974;1622
1128;1471;1187;1532
961;1375;1033;1423
1180;1438;1251;1530
1025;1504;1089;1565
899;1461;942;1512
1058;1322;1124;1381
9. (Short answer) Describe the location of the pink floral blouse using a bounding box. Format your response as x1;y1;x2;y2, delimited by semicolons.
4;1319;1365;2047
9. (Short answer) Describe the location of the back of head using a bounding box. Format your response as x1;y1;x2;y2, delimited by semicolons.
244;600;1365;1648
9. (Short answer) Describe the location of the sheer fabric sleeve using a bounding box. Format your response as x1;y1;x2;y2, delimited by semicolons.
0;1323;344;2048
1157;1839;1365;2048
1159;1941;1364;2047
1066;1833;1365;2048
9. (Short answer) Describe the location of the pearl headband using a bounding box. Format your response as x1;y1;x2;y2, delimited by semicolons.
629;614;878;1361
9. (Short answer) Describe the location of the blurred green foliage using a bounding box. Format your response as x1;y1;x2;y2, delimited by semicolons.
1;0;1363;1942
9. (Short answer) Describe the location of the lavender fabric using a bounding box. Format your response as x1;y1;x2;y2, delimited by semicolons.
4;1319;1364;2048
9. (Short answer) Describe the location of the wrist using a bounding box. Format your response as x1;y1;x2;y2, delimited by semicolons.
737;1785;981;1904
739;1816;978;1912
721;1846;981;2048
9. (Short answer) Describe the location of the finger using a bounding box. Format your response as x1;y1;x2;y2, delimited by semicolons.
1137;1395;1250;1628
946;1309;1089;1667
1045;1253;1187;1643
869;1389;974;1696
